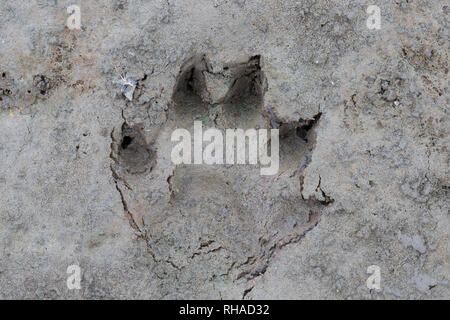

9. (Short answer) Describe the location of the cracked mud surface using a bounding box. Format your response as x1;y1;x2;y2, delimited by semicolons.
0;0;449;299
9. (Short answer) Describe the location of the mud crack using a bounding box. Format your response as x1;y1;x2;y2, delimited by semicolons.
237;211;322;281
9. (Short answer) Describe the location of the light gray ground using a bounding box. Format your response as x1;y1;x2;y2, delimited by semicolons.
0;0;448;299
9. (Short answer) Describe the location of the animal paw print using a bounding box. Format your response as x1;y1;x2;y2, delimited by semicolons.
109;53;332;282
